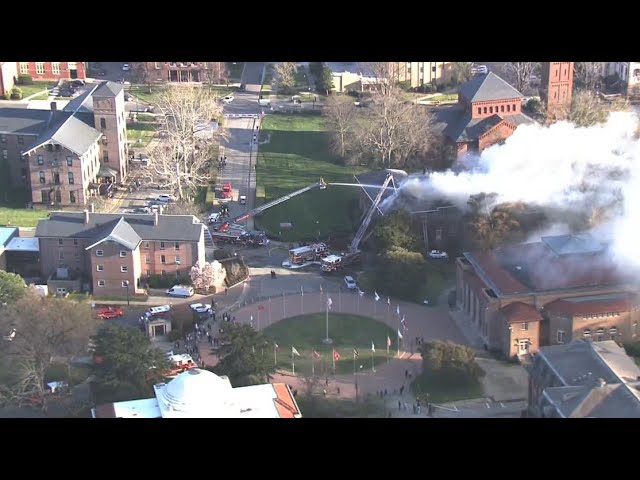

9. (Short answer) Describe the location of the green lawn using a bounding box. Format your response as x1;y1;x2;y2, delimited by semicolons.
0;207;49;228
261;64;274;94
127;122;156;147
128;85;234;107
296;396;385;418
10;81;56;100
254;113;368;241
417;261;457;306
262;313;396;376
426;93;458;103
227;62;244;81
411;374;484;404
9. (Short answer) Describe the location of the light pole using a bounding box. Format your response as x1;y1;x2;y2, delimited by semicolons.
124;280;130;306
247;117;257;224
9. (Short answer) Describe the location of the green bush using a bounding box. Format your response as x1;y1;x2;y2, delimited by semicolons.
10;87;22;100
2;92;10;100
147;274;191;289
419;341;485;386
624;341;640;358
17;74;33;85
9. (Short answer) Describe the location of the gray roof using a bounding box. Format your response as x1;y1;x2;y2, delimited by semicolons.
441;110;535;143
92;81;123;98
24;114;102;157
458;72;523;102
63;86;96;114
545;383;640;418
0;108;62;136
36;212;203;242
542;233;605;256
86;217;142;250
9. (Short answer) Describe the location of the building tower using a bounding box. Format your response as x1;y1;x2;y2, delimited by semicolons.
540;62;574;122
92;82;128;182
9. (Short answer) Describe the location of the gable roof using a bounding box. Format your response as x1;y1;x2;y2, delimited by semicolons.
544;293;639;317
30;115;102;156
542;233;605;256
464;251;529;296
499;302;543;323
85;217;142;250
36;212;203;242
458;72;523;103
0;108;68;136
92;81;123;98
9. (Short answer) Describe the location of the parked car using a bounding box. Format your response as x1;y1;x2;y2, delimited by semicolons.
189;303;212;314
239;195;247;205
208;212;221;224
133;206;151;214
428;250;449;259
155;194;173;204
167;285;194;298
222;95;234;104
344;276;357;290
3;328;16;342
122;64;130;71
71;80;85;88
97;306;124;319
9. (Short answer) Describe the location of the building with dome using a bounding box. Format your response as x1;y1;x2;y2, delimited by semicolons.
91;369;302;418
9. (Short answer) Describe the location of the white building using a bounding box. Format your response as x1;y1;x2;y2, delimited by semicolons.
91;369;302;418
605;62;640;97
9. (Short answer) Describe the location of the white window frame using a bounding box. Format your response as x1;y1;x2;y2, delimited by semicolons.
20;62;29;74
121;265;128;273
175;256;181;265
97;280;105;287
96;265;104;272
556;330;565;344
521;322;528;331
35;62;45;75
121;281;129;288
52;62;60;75
119;251;127;258
161;255;166;264
96;250;104;257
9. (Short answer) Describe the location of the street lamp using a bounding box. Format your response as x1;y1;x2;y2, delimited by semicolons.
124;280;130;306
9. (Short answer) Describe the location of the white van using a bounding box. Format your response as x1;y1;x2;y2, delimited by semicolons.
147;305;171;316
166;285;194;298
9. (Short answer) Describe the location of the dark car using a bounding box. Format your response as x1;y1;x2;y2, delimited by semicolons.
71;80;85;88
98;70;107;76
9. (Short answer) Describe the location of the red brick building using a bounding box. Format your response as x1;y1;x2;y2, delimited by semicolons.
18;62;87;82
540;62;574;122
137;62;225;84
434;72;535;157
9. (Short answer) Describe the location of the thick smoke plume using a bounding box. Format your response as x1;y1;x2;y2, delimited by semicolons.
388;111;640;267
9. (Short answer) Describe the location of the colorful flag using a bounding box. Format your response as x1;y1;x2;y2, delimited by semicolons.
292;346;301;356
396;304;400;316
358;288;365;297
374;291;380;302
258;305;265;311
371;342;375;353
397;329;403;340
387;336;392;348
327;297;333;309
387;297;391;305
333;350;341;361
353;348;359;357
252;345;255;353
313;350;321;358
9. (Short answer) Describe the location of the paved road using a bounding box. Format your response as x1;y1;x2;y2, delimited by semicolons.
240;62;265;93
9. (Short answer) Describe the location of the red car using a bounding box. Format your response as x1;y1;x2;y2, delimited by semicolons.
97;307;124;319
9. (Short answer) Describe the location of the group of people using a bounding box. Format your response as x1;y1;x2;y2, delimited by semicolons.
218;155;228;172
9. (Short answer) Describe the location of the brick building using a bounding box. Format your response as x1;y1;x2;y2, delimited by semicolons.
18;62;87;82
34;211;205;297
433;72;535;157
455;233;640;359
540;62;574;121
528;340;640;418
0;81;128;206
137;62;223;84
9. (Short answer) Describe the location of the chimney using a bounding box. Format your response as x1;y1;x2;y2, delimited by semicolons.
154;211;159;226
90;203;95;213
50;101;57;112
84;209;90;224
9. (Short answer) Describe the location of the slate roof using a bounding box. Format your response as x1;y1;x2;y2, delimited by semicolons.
85;217;142;250
0;108;66;136
25;115;103;156
542;233;605;256
464;251;529;296
499;302;543;323
63;85;98;114
92;81;123;98
458;72;523;102
543;293;639;317
36;212;203;242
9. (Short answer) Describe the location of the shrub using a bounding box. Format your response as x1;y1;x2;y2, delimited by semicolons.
147;274;191;289
17;74;33;85
624;341;640;358
10;87;22;100
419;341;485;386
3;92;11;100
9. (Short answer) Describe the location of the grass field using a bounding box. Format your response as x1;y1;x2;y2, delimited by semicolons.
418;261;457;306
262;313;396;375
411;373;484;404
128;85;234;107
254;113;368;241
127;122;156;148
6;81;57;100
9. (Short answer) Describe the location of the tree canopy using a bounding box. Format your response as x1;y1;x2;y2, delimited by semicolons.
419;341;485;386
371;210;421;253
0;271;26;306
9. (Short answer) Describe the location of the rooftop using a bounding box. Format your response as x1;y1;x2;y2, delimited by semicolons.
6;237;39;252
544;293;639;316
542;233;605;256
458;72;524;103
0;227;17;247
499;302;543;324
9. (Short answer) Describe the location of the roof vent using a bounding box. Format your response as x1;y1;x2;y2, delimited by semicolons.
597;378;606;388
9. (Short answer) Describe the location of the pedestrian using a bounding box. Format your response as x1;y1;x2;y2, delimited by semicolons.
400;385;405;395
201;360;206;369
325;377;329;387
403;402;408;411
232;316;236;322
323;389;327;397
398;400;401;410
405;369;409;378
384;389;388;396
337;386;341;396
417;405;421;415
413;404;417;414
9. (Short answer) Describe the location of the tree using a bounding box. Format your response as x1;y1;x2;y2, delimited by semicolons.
317;64;334;95
0;292;98;406
501;62;540;94
373;247;426;301
0;271;26;305
568;90;628;127
90;324;169;405
213;323;276;386
325;96;357;159
274;62;298;92
352;89;436;168
205;62;229;86
469;207;520;250
574;62;604;92
371;210;421;253
189;260;226;291
418;341;484;387
131;62;152;93
450;62;474;86
143;85;226;201
358;62;393;96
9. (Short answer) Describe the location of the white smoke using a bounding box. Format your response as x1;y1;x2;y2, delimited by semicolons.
389;111;640;267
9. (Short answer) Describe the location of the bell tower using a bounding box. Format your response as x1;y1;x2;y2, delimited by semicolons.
540;62;574;122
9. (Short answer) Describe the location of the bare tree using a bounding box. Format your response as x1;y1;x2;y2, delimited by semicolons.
451;62;474;86
144;85;226;201
274;62;298;91
325;96;357;159
574;62;604;92
205;62;229;86
190;260;227;291
131;62;152;93
568;90;629;127
502;62;540;94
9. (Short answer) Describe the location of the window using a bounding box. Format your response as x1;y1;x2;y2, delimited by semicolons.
174;242;180;250
161;255;166;264
610;327;618;340
37;155;44;165
557;330;565;344
52;62;60;75
39;172;46;184
66;156;73;167
18;136;24;145
175;256;181;265
2;150;7;160
483;107;487;114
144;242;150;249
0;135;5;143
501;105;505;113
634;323;638;338
161;270;166;276
97;265;104;272
119;251;127;258
68;172;74;184
477;107;481;115
507;104;511;112
36;62;45;74
160;242;165;250
103;151;109;162
47;144;53;152
489;106;493;114
97;280;105;287
596;327;605;342
100;118;106;129
145;256;150;263
521;322;528;331
20;63;29;74
583;328;592;340
59;251;64;260
72;239;78;247
146;269;151;276
121;266;128;273
55;190;61;203
58;239;63;246
96;250;104;257
512;104;516;111
41;191;49;203
122;281;129;288
155;62;160;69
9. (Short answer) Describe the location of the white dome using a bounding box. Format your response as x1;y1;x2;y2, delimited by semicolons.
160;369;231;412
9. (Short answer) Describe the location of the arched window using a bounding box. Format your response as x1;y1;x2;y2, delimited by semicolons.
501;105;505;113
506;104;511;112
477;107;481;115
489;106;493;113
483;107;487;114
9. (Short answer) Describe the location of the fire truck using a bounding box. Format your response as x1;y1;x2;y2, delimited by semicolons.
222;183;232;199
164;354;198;378
288;243;329;265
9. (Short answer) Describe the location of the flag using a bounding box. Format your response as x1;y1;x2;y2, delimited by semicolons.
387;336;392;348
397;329;403;340
358;288;365;297
301;286;304;296
274;343;279;350
320;285;323;294
374;291;380;302
313;350;321;358
292;346;301;356
252;345;255;353
333;350;341;361
387;297;391;305
250;315;254;323
371;342;375;353
353;348;359;357
396;304;400;316
401;315;406;326
327;297;333;309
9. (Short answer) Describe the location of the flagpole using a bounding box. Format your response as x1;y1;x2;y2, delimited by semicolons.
312;353;315;377
283;291;286;318
339;287;341;312
301;286;304;315
274;343;277;366
397;329;400;358
332;349;336;374
292;346;295;375
268;297;272;325
357;291;360;313
257;309;260;330
374;297;377;318
371;346;375;373
354;350;358;402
